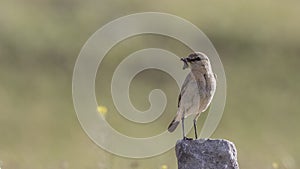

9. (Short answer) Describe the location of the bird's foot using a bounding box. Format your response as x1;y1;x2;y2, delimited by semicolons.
183;136;193;140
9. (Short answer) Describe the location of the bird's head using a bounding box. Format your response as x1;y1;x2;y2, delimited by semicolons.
181;52;210;70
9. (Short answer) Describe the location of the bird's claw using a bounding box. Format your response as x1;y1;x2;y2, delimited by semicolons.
183;137;193;140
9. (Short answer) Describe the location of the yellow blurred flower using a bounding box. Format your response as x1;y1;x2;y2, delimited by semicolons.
272;162;279;169
161;164;168;169
97;105;108;117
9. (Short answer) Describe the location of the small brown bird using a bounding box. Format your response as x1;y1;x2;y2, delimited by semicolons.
168;52;217;139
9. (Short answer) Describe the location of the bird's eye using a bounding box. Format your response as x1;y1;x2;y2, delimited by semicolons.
186;56;202;63
189;57;201;62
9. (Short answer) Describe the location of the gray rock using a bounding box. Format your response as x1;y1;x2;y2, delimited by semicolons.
176;139;239;169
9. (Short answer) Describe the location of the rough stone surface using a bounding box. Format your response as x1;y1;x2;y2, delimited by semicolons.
176;139;239;169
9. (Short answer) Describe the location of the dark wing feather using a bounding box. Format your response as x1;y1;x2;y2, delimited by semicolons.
177;94;181;108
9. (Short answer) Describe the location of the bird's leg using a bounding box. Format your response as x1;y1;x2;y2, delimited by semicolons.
193;118;198;139
181;110;192;140
181;111;185;139
194;113;200;139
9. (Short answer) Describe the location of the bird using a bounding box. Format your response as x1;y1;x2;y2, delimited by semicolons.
167;52;217;139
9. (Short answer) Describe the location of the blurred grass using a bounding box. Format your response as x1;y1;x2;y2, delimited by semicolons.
0;0;300;169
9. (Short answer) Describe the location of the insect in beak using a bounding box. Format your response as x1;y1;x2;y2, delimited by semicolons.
181;58;189;69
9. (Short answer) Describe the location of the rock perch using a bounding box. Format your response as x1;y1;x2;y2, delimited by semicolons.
176;139;239;169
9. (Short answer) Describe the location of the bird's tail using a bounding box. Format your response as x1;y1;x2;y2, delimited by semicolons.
167;114;181;132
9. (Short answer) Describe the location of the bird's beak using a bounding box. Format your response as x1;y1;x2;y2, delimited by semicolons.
181;57;189;70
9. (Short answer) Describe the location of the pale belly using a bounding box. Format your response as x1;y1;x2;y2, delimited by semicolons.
179;74;216;118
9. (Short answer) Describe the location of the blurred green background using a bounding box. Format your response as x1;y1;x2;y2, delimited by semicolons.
1;0;300;169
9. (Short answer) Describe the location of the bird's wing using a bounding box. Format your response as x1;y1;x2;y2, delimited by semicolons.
178;73;192;107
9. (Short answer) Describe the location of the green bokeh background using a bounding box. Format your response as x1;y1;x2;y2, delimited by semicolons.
0;0;299;169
